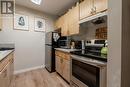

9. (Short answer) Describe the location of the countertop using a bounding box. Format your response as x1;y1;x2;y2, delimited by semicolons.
55;48;80;53
0;50;14;62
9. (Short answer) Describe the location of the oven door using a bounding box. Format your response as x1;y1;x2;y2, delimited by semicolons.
71;58;100;87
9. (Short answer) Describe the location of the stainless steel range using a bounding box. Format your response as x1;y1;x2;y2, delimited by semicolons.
70;43;107;87
70;55;107;87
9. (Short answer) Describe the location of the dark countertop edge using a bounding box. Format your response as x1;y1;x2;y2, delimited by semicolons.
70;52;107;62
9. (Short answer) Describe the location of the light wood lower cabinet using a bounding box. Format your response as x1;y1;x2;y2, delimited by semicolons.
62;59;70;82
0;52;14;87
8;58;14;83
56;56;63;75
0;62;11;87
55;51;70;83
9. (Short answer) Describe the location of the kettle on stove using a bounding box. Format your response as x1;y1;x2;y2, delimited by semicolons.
101;40;108;55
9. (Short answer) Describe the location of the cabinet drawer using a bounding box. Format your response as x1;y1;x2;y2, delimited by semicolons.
55;51;65;57
55;51;70;60
64;53;70;61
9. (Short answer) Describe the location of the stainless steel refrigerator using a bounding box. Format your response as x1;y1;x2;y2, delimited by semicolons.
45;31;60;72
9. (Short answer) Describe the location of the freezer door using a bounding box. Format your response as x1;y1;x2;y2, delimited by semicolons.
45;45;52;72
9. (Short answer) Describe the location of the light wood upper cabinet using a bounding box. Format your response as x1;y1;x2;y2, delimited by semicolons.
55;3;80;36
55;0;108;35
94;0;108;13
69;3;80;35
80;0;108;20
55;20;59;29
80;0;93;20
55;16;63;29
61;13;69;36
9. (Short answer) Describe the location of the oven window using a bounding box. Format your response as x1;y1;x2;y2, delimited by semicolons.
72;59;100;87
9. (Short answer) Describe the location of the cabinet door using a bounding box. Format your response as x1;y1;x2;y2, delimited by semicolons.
0;69;8;87
80;0;93;20
0;63;10;87
55;16;63;29
67;9;73;36
69;3;80;35
10;59;14;81
94;0;108;13
61;14;69;36
56;56;63;75
62;59;70;82
55;20;59;29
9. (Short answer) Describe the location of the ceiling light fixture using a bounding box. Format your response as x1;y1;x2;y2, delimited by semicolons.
31;0;42;5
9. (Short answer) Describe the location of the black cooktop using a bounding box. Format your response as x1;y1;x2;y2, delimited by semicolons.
71;50;107;62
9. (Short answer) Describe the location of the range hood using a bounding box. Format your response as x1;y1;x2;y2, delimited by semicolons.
79;11;107;24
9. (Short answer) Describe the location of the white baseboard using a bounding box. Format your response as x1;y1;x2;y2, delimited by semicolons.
14;65;45;75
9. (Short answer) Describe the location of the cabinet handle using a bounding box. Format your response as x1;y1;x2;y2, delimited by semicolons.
91;7;96;15
94;6;96;13
91;8;94;14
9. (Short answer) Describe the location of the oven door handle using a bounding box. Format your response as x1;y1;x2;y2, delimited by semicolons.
71;55;106;68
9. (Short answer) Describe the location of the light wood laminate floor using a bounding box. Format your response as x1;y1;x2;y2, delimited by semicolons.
10;68;70;87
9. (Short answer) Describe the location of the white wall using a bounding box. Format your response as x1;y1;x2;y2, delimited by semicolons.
107;0;122;87
0;5;55;72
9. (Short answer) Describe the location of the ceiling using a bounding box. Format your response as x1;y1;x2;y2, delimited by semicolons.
15;0;79;17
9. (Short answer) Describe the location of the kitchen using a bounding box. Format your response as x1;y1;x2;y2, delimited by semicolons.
0;0;130;87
